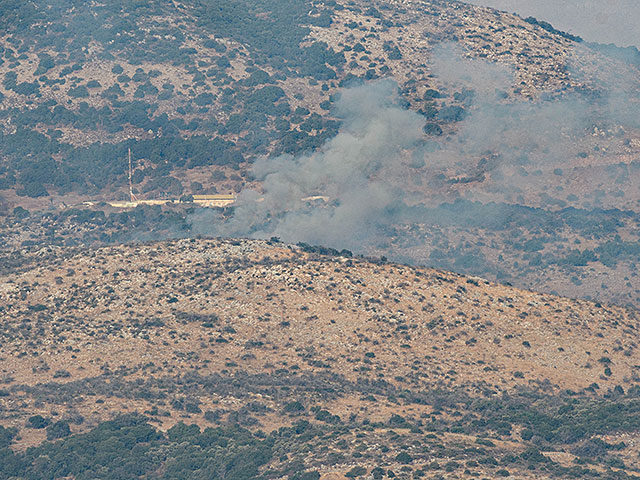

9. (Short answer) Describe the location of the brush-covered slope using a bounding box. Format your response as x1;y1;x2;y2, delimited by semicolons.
2;0;640;311
1;238;639;479
0;0;632;202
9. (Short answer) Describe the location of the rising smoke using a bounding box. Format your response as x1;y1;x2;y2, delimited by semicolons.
190;79;425;250
189;43;640;258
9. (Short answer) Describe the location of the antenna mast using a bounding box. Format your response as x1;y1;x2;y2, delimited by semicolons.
128;148;138;202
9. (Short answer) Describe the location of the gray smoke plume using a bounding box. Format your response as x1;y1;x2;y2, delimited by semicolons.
189;42;640;257
190;79;425;250
418;43;640;204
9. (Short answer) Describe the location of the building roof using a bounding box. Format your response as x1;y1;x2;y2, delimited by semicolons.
192;194;236;200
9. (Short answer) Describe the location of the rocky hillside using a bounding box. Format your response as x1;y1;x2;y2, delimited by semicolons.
1;0;640;311
2;1;640;479
1;238;639;479
0;0;635;201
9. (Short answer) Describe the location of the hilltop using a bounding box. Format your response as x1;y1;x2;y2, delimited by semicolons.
1;238;639;479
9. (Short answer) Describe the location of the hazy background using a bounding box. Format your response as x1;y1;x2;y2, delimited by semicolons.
464;0;640;47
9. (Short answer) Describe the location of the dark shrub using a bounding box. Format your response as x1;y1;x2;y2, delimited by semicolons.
46;421;71;440
27;415;50;429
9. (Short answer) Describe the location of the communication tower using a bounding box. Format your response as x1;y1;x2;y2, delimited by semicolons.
128;148;138;203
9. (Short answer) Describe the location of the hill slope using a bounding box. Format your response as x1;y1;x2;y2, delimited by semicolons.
0;0;634;201
1;238;639;478
1;0;640;311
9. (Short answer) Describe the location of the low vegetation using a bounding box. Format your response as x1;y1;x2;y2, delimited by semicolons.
0;238;639;478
